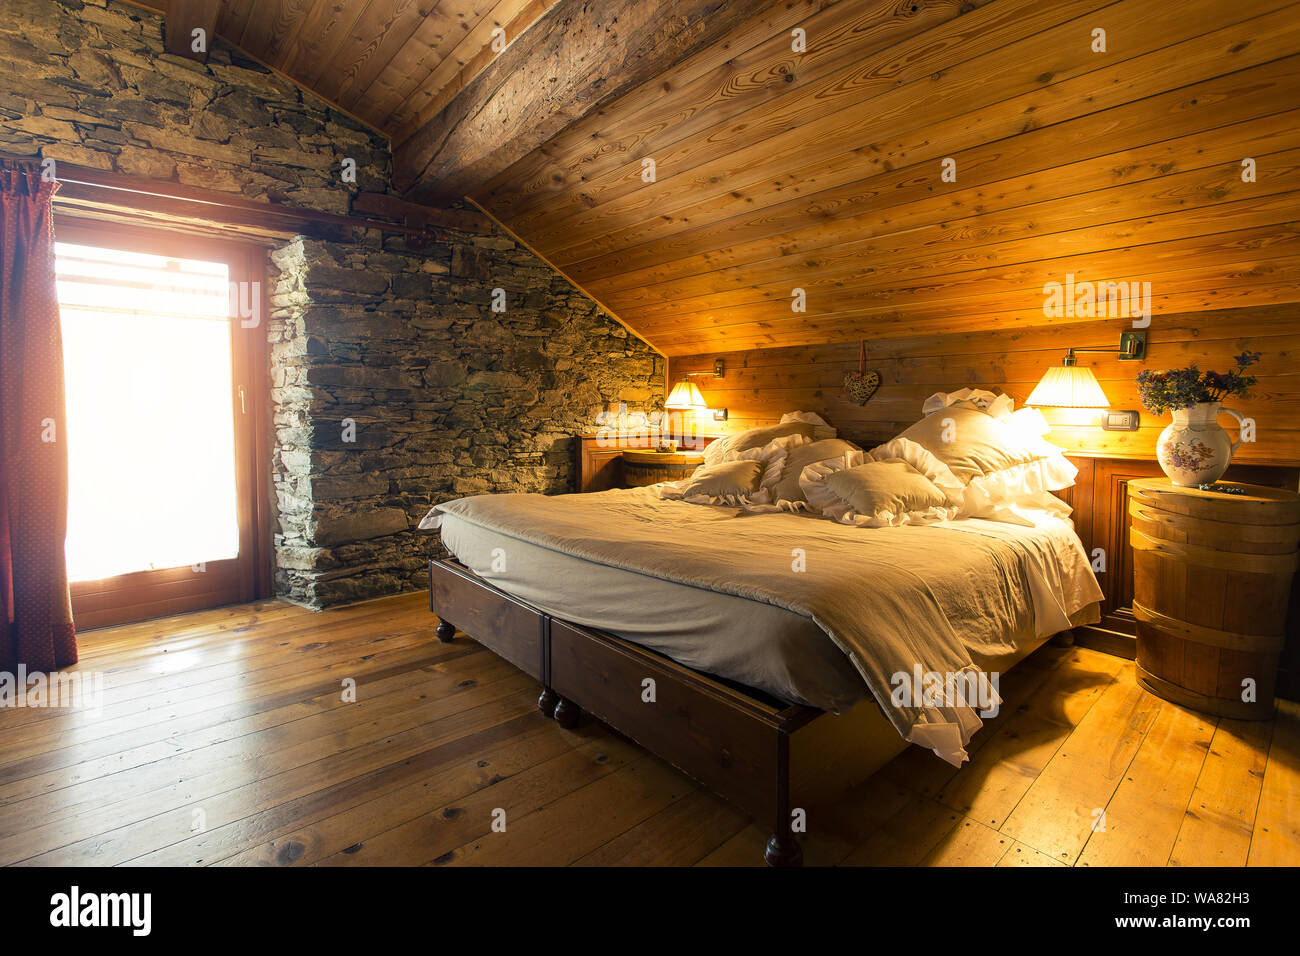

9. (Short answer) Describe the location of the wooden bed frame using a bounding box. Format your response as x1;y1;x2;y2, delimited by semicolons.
429;557;910;866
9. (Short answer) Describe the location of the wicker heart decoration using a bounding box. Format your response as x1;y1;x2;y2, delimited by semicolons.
843;369;880;405
843;341;879;405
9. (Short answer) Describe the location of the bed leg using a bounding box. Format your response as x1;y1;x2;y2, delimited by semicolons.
764;832;803;867
435;620;456;643
554;696;580;729
1052;629;1075;647
537;687;558;718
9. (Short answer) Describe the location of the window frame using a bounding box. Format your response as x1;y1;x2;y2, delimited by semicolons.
54;216;273;630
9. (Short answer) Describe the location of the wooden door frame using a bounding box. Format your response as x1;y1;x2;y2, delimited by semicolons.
55;215;273;629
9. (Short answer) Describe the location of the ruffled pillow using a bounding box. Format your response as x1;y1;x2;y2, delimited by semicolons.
779;410;838;440
961;455;1078;525
770;438;861;509
661;432;809;506
895;404;1077;523
702;421;815;466
894;406;1064;483
677;459;764;505
799;438;964;527
922;388;1014;422
1008;405;1051;438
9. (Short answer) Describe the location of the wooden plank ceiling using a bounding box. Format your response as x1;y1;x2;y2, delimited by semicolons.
121;0;1300;358
463;0;1300;356
123;0;561;139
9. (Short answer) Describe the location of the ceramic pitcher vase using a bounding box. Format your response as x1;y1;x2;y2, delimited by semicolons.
1156;401;1246;487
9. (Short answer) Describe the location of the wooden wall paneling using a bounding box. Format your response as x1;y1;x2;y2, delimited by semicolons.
632;243;1300;348
397;0;557;130
654;274;1300;356
230;0;316;67
629;222;1300;342
113;2;1300;365
579;135;1300;292
670;305;1300;464
266;0;365;81
112;1;1300;363
606;214;1300;345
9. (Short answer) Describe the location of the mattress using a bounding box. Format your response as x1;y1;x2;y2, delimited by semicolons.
435;495;1102;715
440;509;865;711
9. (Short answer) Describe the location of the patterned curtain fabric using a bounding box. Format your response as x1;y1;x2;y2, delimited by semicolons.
0;158;77;672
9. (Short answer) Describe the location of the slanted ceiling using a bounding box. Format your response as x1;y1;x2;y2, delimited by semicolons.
469;0;1300;356
121;1;1300;358
122;0;561;141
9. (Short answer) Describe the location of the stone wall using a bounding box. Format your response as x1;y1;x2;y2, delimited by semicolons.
5;0;666;608
0;0;390;208
269;233;664;607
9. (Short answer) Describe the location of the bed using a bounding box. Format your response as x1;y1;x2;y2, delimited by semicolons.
420;400;1104;864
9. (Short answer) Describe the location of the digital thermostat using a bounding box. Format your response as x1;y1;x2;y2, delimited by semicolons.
1101;409;1140;431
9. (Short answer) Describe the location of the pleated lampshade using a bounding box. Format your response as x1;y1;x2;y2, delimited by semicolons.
1026;364;1110;408
664;380;708;410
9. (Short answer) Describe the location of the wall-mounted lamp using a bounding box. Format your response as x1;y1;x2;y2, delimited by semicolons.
665;360;726;415
1026;331;1146;409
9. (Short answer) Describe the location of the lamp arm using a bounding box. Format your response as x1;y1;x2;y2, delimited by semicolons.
1062;332;1147;361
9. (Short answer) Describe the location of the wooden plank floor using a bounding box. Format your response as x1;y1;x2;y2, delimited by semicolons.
1;592;1295;867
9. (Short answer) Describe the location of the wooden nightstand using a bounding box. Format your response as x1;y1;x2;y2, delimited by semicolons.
620;449;704;487
1128;477;1300;719
575;434;720;492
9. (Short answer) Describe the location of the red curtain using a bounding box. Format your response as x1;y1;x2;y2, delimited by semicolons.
0;159;77;672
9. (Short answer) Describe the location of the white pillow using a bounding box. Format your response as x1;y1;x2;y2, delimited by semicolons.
662;433;809;506
780;410;837;440
1009;405;1051;437
960;452;1078;524
702;421;814;466
894;406;1076;515
799;437;964;527
922;388;1014;422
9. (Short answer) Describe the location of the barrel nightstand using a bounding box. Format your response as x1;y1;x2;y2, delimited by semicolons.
620;449;704;487
1127;477;1300;719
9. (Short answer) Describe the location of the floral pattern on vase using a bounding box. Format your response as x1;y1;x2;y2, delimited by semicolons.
1156;401;1245;487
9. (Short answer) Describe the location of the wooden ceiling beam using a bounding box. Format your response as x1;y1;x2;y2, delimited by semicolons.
351;192;496;235
394;0;783;204
164;0;222;63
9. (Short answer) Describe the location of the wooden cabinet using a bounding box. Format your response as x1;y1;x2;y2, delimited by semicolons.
1127;478;1300;718
577;439;627;493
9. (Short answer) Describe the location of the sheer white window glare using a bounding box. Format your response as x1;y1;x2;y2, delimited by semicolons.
56;242;240;581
